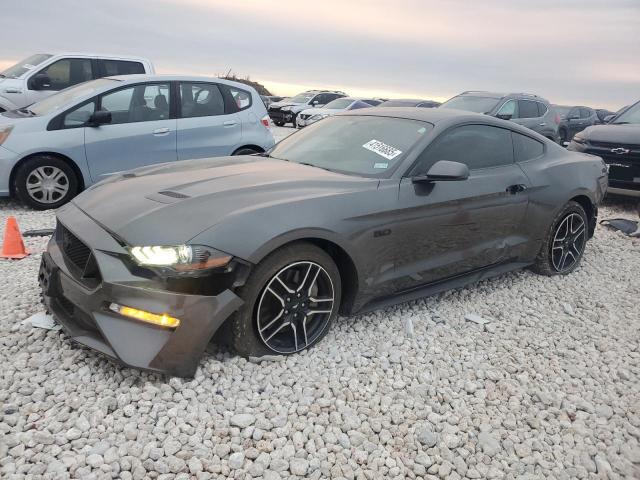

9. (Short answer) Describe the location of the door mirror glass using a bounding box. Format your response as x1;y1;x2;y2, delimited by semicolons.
88;110;112;126
496;113;512;120
31;74;52;90
413;160;469;183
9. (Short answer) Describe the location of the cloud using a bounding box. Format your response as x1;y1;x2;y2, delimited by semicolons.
1;0;638;109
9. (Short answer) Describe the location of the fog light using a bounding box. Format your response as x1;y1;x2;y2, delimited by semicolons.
109;303;180;328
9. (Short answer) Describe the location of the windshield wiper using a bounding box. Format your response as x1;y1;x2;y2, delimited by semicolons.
297;162;334;172
612;121;630;125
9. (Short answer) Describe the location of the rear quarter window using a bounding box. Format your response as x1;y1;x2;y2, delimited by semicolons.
512;132;544;162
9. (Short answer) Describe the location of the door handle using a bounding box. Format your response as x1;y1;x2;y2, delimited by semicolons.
153;127;171;135
538;122;546;126
507;184;527;194
223;120;238;127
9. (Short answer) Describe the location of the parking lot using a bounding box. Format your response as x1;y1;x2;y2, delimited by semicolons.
1;145;639;480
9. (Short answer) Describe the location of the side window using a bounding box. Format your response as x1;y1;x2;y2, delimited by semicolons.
512;132;544;162
35;58;92;91
98;60;145;76
180;82;224;118
63;101;96;128
228;86;252;110
537;102;548;117
517;100;540;119
412;125;513;175
99;83;170;125
568;107;580;119
496;100;516;118
311;94;325;105
580;108;592;119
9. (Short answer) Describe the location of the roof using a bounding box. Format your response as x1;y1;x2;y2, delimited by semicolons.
106;74;260;92
457;91;549;102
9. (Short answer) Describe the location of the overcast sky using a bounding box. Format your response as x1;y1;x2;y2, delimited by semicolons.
1;0;638;109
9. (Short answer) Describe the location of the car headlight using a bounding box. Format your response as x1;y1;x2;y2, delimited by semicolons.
129;245;231;271
0;125;14;146
572;134;587;145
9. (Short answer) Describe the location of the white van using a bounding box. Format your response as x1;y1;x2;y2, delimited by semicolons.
0;53;154;112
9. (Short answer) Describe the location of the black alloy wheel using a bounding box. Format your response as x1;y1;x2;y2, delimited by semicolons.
551;212;587;273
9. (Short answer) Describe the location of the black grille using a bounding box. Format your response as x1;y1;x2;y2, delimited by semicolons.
60;225;91;271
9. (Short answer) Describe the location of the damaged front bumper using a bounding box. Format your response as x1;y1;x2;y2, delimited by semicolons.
39;203;244;377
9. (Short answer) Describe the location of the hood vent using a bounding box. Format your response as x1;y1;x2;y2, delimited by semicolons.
158;190;190;199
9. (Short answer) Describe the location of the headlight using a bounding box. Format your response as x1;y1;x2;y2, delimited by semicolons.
0;125;13;146
572;135;587;145
129;245;231;271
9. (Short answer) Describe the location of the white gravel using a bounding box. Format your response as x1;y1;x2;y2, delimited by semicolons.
1;184;639;479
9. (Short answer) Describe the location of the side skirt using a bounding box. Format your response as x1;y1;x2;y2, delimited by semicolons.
356;260;531;314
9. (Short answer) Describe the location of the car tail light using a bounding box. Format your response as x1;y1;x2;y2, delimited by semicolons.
261;115;271;129
554;113;560;124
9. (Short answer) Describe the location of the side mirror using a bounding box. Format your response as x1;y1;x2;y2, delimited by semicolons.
30;74;52;90
496;113;512;120
88;110;112;126
312;101;319;106
412;160;470;183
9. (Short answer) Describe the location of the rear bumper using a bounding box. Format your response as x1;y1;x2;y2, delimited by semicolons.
607;185;640;197
39;203;243;377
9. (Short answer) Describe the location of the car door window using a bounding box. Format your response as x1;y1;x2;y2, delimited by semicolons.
98;60;145;76
516;100;539;119
497;100;516;118
512;132;544;162
580;108;592;119
568;107;580;119
35;58;93;91
180;82;225;118
63;101;96;128
412;124;513;175
100;83;170;124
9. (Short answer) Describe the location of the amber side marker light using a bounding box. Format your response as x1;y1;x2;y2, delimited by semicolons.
109;303;180;328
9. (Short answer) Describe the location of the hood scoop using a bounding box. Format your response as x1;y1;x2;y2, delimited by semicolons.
145;190;191;204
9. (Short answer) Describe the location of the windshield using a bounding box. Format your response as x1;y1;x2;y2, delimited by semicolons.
289;92;315;103
268;115;433;177
440;95;501;113
323;98;354;109
1;54;53;79
28;78;118;116
553;105;572;118
611;102;640;124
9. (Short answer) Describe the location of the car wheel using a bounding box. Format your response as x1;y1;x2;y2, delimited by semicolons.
233;147;262;156
14;155;79;210
559;128;568;145
274;121;285;127
531;201;588;276
227;242;341;357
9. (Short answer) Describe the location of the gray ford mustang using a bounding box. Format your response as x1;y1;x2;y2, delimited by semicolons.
39;108;608;376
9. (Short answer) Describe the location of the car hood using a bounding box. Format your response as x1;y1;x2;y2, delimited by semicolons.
269;100;305;108
580;124;640;145
73;156;377;247
301;108;342;116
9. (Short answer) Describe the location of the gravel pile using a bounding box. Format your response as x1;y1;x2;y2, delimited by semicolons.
0;196;639;480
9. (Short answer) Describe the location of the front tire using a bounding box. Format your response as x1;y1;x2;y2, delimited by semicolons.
14;155;79;210
559;128;568;145
228;242;341;357
531;201;588;276
233;147;262;156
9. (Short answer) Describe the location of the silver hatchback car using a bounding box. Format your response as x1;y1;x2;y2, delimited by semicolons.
0;75;275;209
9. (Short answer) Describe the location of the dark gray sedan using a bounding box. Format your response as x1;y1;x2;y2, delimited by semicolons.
39;108;608;376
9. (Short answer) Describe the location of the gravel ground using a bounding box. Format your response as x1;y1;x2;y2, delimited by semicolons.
1;179;639;479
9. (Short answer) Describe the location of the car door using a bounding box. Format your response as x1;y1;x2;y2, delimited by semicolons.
25;57;93;105
84;82;177;181
566;107;585;137
393;124;531;291
176;81;242;160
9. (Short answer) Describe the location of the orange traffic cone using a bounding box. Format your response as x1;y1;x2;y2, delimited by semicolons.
1;216;30;259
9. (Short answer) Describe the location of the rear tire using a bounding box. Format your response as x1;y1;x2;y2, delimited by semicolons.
559;128;568;145
530;201;588;276
14;155;79;210
227;242;341;357
274;121;285;127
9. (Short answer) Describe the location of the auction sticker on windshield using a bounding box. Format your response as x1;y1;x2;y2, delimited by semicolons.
363;139;402;160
